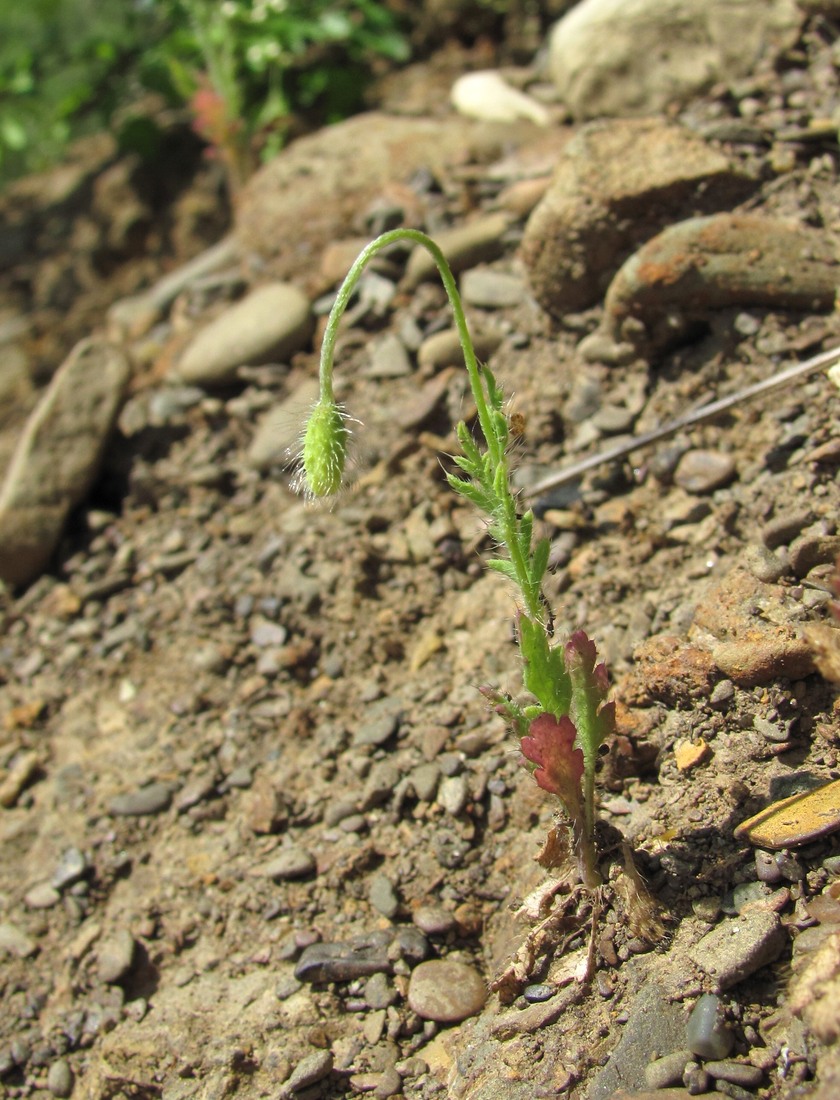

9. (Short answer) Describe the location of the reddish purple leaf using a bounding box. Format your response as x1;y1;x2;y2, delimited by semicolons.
521;713;584;819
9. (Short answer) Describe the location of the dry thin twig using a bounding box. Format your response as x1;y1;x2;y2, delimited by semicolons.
524;343;840;501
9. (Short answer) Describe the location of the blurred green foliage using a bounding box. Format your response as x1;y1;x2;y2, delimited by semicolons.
0;0;409;188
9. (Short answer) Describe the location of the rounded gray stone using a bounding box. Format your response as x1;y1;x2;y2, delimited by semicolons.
407;959;486;1023
109;783;172;817
47;1058;74;1098
674;449;736;494
97;928;136;984
177;282;313;388
255;846;316;881
687;911;786;991
686;993;733;1060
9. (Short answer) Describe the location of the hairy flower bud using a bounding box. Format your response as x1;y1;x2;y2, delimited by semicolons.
301;398;348;498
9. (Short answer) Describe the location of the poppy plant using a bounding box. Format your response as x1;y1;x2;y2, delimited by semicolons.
298;229;614;887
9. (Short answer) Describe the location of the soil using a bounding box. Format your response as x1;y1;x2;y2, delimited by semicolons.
1;18;840;1100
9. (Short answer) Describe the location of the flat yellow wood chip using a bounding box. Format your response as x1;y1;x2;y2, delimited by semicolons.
674;737;710;771
734;778;840;849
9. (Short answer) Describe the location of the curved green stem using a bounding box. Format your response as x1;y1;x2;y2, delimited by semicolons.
316;228;544;622
318;229;502;468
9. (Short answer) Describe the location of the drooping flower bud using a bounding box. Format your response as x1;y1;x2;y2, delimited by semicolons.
300;398;348;498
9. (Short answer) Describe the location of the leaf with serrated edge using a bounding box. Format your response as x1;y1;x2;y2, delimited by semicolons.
521;713;584;821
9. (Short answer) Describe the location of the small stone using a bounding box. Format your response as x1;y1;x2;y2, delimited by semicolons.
674;449;736;494
24;882;61;909
176;282;313;388
109;782;172;816
755;850;783;884
250;618;288;648
688;911;786;991
413;905;456;936
417;327;503;373
523;984;555;1003
743;543;786;584
0;750;40;808
709;680;735;709
788;533;840;578
753;716;789;743
644;1050;693;1089
761;509;815;549
363;972;397;1010
252;846;316;881
282;1050;333;1095
409;763;440;803
437;774;469;816
686;993;733;1060
683;1062;711;1094
353;707;400;748
403;212;510;289
51;848;89;891
460;268;527;309
294;939;392;983
0;922;38;958
451;70;550;126
361;761;401;810
368;332;412;378
373;1066;402;1099
407;959;487;1023
47;1058;74;1098
97;928;136;984
369;873;400;920
704;1060;764;1088
674;738;710;772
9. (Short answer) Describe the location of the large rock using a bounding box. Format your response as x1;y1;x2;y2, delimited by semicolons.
175;282;314;388
601;213;840;352
0;339;130;588
549;0;802;119
519;118;756;317
234;112;545;281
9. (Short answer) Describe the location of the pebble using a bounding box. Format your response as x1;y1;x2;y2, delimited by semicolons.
688;911;786;991
361;761;401;810
755;850;783;884
281;1050;333;1096
523;983;555;1003
250;618;288;648
369;873;400;920
788;532;840;578
683;1063;711;1094
97;928;136;984
363;972;397;1010
673;449;736;494
368;332;412;378
451;70;550;126
109;782;172;817
437;774;469;816
413;905;456;936
685;994;733;1060
252;846;316;881
47;1058;74;1098
761;509;814;549
709;680;735;710
392;926;429;964
416;327;503;373
176;282;313;388
353;705;401;748
460;268;527;309
644;1050;693;1089
51;847;89;891
24;882;61;909
409;763;440;802
704;1060;764;1088
294;938;392;983
0;922;38;958
742;543;786;584
403;212;510;289
406;959;487;1023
